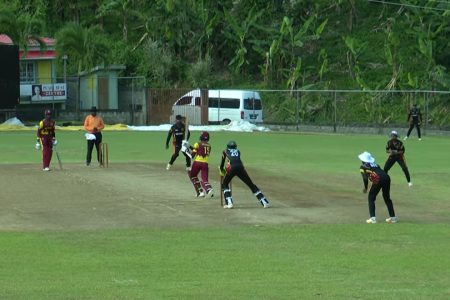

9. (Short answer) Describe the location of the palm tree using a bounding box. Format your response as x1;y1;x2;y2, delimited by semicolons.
0;9;46;55
55;22;110;74
96;0;145;42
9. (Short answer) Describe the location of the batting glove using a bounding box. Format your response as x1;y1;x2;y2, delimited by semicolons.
35;142;41;150
52;139;58;146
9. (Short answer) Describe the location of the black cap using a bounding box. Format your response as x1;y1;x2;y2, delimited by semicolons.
175;115;182;121
91;106;98;112
227;140;237;149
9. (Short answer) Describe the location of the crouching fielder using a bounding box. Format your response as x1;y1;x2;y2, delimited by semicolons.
359;151;397;224
188;131;213;197
219;141;270;209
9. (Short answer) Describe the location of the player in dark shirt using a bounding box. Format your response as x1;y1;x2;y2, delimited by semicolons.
384;130;412;187
36;109;57;171
165;115;191;171
358;151;397;224
219;140;270;209
405;104;422;140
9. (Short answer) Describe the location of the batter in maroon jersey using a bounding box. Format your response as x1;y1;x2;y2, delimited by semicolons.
36;109;57;171
188;131;213;197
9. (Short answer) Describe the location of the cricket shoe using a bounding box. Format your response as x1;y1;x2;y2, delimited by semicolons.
223;203;234;209
419;138;422;141
166;163;171;170
366;217;377;224
403;136;408;140
260;198;270;208
43;167;50;171
386;217;398;223
207;189;214;198
196;191;206;198
408;182;413;187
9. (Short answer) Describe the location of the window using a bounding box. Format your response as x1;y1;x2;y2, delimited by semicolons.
20;61;35;83
209;98;219;108
176;96;193;105
244;98;262;110
209;98;240;109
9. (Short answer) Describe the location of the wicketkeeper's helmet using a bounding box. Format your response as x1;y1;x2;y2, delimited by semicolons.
227;140;237;149
200;131;209;141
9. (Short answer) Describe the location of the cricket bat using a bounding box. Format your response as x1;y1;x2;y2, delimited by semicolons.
55;148;63;170
185;116;189;140
220;174;224;207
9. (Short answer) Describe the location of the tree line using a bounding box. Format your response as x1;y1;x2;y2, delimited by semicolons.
1;0;449;91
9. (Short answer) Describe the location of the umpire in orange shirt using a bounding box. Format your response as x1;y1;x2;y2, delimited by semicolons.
84;106;105;166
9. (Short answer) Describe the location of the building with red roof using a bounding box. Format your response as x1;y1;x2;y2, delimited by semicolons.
0;34;66;104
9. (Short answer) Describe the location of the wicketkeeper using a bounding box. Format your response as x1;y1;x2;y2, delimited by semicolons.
219;141;270;209
36;109;57;171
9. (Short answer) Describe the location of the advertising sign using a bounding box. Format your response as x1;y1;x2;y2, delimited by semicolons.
20;83;67;101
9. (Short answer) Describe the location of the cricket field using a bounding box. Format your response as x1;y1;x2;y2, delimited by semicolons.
0;130;449;299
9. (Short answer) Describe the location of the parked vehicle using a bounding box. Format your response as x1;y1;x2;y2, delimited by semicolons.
170;89;263;124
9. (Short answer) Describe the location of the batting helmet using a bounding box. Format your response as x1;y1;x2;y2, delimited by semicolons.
44;109;52;116
227;140;237;149
200;131;209;141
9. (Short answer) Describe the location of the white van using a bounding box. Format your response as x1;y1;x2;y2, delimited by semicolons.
170;89;263;124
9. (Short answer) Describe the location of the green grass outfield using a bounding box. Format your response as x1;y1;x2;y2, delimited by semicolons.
1;130;450;299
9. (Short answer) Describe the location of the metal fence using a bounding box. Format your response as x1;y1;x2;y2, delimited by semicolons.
258;89;450;133
145;88;450;134
8;83;450;134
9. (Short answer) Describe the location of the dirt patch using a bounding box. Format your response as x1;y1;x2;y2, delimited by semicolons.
0;163;446;231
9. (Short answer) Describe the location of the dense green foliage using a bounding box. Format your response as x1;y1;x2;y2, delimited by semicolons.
1;0;450;90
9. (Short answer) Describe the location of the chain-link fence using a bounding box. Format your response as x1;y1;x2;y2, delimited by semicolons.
259;89;450;134
144;88;450;134
9;83;450;134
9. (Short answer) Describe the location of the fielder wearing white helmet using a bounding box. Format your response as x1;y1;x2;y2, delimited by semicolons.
358;151;397;224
